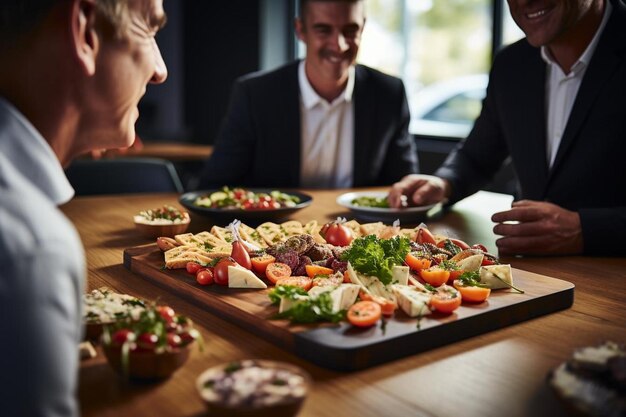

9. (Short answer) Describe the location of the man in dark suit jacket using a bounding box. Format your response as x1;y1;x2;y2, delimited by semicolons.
390;0;626;256
194;0;418;189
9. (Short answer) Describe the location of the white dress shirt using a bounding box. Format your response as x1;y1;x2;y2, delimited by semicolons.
0;97;84;417
298;60;355;188
542;1;612;168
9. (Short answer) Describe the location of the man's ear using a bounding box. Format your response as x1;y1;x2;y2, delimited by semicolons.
71;0;99;76
294;17;305;42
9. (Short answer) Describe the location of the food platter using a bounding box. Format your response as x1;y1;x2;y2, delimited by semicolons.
336;191;441;223
179;189;313;224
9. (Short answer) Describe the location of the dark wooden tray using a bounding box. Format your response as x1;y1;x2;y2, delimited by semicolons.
124;244;574;371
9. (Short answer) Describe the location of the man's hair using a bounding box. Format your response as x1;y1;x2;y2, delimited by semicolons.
298;0;364;19
0;0;130;47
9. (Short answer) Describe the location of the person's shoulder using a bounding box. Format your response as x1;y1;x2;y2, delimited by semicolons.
354;64;405;98
236;61;299;87
493;38;539;67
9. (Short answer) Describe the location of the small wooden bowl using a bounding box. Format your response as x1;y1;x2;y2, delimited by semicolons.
196;360;311;417
103;344;191;380
134;213;190;238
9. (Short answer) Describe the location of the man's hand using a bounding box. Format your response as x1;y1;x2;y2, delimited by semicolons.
388;174;450;208
491;200;583;255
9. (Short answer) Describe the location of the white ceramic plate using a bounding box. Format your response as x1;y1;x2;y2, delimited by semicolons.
336;191;440;223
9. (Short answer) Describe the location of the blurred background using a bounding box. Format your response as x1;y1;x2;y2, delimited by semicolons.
133;0;524;191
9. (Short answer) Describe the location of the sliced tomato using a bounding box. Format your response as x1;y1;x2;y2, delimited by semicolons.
347;301;382;327
429;285;462;314
405;252;432;271
447;269;464;284
266;262;292;284
312;274;343;287
250;254;276;276
453;280;491;303
305;264;334;278
481;257;497;266
343;270;352;283
416;226;437;245
471;243;488;252
437;238;470;251
231;240;251;270
420;267;450;287
359;291;396;316
275;276;313;291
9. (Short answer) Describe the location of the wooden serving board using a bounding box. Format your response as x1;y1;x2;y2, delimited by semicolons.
124;244;574;371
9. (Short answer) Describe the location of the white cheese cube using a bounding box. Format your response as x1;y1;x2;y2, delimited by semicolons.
278;295;308;314
228;265;268;289
479;264;513;289
391;285;432;317
391;265;409;285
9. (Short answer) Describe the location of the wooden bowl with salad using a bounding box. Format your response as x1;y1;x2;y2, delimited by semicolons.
133;205;190;238
196;359;311;417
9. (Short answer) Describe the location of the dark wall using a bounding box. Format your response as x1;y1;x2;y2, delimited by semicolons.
183;1;261;145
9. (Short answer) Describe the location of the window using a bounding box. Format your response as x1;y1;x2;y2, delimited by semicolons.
342;0;524;138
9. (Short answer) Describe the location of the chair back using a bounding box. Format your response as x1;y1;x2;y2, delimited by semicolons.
65;157;184;196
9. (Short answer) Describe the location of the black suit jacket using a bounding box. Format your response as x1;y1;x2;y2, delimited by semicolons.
195;61;418;189
436;0;626;255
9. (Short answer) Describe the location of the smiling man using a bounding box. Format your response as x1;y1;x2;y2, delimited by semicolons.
389;0;626;256
0;0;167;415
194;0;418;189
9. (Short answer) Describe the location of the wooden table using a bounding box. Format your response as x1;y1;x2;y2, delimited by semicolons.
63;190;626;417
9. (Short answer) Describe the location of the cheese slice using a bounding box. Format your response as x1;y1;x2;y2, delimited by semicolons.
391;265;409;285
308;284;360;312
456;254;484;272
227;266;267;289
278;294;308;314
392;285;432;318
479;264;513;289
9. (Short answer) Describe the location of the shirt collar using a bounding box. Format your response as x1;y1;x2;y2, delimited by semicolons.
0;97;74;204
540;0;612;73
298;60;355;109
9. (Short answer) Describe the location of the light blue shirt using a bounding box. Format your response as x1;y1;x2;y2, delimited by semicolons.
0;97;84;416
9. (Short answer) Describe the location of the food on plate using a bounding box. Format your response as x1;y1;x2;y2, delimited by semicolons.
193;186;301;210
548;341;626;416
101;303;201;379
83;288;146;339
134;205;190;237
347;301;382;327
453;271;492;303
196;359;310;416
350;195;391;208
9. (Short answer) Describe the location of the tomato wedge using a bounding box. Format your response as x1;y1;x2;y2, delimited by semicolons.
453;280;491;303
231;240;251;270
359;291;396;316
305;264;334;278
429;285;462;314
416;226;437;245
405;252;432;271
347;301;382;327
420;267;450;287
250;254;276;276
437;238;470;251
266;262;291;284
275;276;313;291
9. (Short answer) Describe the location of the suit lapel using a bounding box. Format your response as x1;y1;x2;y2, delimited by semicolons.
352;66;373;186
549;3;626;177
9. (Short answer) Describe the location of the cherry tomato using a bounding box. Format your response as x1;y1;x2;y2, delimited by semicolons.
166;333;182;348
214;258;237;286
275;276;313;291
429;285;462;314
359;291;397;316
405;253;432;271
266;262;292;284
322;222;354;247
419;267;450;287
347;301;382;327
196;268;214;285
156;305;176;323
231;240;251;270
179;329;200;346
305;264;334;278
416;226;437;245
453;280;491;303
136;332;159;350
250;254;276;276
111;329;136;346
471;243;488;252
186;262;203;275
